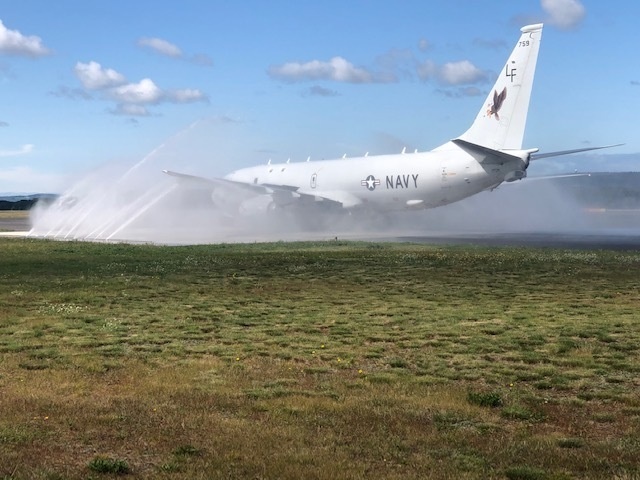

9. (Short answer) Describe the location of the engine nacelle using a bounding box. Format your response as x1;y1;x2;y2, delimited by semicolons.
504;170;527;182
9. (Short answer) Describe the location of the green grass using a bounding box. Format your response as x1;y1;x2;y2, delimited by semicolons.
87;456;130;474
1;238;639;479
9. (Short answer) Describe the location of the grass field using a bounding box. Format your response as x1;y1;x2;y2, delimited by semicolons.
1;238;639;479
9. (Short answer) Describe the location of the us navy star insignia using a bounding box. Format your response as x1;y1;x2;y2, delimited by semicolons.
361;175;380;191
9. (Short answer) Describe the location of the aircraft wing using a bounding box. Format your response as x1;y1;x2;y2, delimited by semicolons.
304;190;363;208
163;170;361;210
163;170;270;195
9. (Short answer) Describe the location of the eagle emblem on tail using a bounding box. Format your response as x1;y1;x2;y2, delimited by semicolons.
486;87;507;120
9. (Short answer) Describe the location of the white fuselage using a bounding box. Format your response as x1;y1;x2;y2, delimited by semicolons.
165;24;547;218
225;141;518;212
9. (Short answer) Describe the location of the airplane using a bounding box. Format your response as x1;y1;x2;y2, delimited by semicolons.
165;23;619;220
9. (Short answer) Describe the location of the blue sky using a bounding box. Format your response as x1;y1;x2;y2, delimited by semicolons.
1;0;639;193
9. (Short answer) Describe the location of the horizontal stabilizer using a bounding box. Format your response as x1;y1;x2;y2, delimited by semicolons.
530;144;624;160
526;173;591;180
452;138;536;164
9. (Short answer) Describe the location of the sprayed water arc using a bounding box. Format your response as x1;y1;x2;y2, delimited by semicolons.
27;122;637;244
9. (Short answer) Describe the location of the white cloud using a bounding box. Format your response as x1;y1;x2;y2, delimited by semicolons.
438;60;488;85
109;79;207;106
111;104;152;117
106;81;207;116
269;47;486;89
137;37;213;67
75;62;206;103
541;0;586;30
268;56;374;83
417;59;487;87
138;37;182;58
72;60;208;116
75;61;126;90
110;78;163;104
0;144;34;158
0;20;50;57
166;88;207;103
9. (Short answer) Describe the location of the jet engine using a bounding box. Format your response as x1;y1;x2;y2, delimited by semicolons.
504;170;527;182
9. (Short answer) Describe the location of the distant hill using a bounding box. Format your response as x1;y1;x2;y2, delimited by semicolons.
0;194;58;211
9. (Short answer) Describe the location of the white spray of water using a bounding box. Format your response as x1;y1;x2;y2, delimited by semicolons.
30;121;202;242
28;122;639;244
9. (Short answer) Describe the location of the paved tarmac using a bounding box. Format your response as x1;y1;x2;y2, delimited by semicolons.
2;211;639;250
0;215;31;232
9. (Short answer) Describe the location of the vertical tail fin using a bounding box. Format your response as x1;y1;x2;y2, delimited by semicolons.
458;24;543;150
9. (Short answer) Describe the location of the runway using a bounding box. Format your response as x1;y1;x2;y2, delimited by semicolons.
0;215;31;233
2;211;639;250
